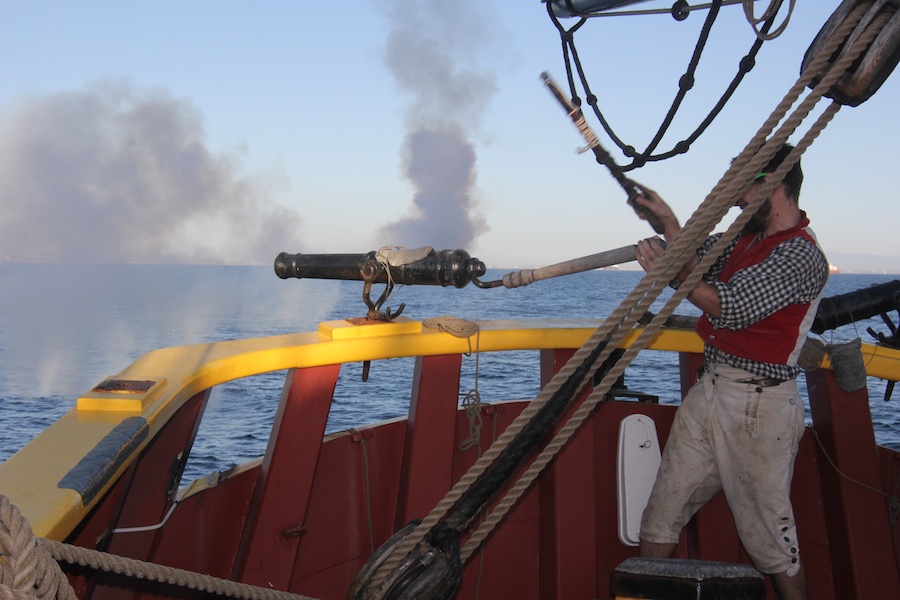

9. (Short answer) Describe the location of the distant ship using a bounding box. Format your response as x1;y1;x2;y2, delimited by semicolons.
830;263;841;274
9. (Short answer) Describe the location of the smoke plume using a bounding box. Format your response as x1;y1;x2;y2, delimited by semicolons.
375;0;497;250
0;79;300;264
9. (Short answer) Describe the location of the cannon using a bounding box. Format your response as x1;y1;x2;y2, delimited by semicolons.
275;247;487;320
812;279;900;346
274;244;649;320
274;247;485;288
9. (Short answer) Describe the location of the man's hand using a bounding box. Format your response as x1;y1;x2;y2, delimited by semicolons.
635;237;667;273
634;234;722;318
630;182;681;243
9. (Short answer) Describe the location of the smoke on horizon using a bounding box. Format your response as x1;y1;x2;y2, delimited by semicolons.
374;0;497;251
0;79;301;264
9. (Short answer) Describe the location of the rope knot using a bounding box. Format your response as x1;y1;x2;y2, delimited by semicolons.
1;495;76;600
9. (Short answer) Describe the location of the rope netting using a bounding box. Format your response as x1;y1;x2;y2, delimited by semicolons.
547;0;797;170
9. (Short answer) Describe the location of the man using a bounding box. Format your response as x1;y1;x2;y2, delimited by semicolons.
632;144;828;600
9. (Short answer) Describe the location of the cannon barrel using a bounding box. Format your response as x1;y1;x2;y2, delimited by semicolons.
274;248;487;288
811;279;900;334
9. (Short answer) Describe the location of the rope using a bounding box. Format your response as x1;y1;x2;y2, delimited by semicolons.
459;390;484;453
350;429;376;554
0;495;316;600
422;316;479;340
809;428;900;526
552;1;793;38
1;495;76;600
422;317;484;452
42;541;313;600
548;0;778;170
743;0;796;40
455;3;886;561
554;0;747;19
356;3;880;583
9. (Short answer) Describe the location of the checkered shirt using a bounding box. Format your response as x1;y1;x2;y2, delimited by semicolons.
696;231;829;380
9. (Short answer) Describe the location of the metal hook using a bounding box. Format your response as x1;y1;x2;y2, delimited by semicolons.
361;260;404;321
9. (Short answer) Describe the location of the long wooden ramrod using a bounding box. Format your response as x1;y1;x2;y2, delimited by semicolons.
476;241;662;288
540;71;665;235
473;244;639;288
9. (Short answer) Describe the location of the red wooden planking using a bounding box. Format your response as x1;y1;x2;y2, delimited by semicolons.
234;365;340;589
537;348;599;599
80;390;209;599
396;354;462;525
807;368;900;599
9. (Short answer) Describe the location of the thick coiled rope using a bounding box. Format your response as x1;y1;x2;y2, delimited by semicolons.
0;496;76;600
0;495;315;600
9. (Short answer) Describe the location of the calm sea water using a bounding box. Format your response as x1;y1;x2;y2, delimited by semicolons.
1;263;898;482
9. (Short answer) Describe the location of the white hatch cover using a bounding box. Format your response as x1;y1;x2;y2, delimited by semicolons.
616;414;662;546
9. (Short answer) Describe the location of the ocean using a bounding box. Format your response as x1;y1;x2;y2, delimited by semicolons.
1;263;898;483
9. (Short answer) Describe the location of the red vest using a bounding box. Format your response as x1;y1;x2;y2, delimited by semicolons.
695;218;820;366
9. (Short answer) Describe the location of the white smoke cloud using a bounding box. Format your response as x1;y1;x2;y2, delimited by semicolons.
0;78;301;264
374;0;498;251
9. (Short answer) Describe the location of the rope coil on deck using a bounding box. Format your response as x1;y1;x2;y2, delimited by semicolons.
0;495;316;600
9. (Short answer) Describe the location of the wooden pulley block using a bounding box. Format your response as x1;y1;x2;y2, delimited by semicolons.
802;0;900;106
346;520;463;600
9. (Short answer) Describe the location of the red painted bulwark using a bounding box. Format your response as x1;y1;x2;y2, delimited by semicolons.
453;401;542;599
538;348;599;599
51;345;900;600
807;368;900;599
154;466;258;582
234;364;341;589
879;446;900;577
397;354;462;525
74;390;209;599
791;433;835;600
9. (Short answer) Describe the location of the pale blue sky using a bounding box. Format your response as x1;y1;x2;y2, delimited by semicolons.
0;1;897;269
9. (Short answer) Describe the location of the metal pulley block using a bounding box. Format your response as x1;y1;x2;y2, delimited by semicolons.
802;0;900;106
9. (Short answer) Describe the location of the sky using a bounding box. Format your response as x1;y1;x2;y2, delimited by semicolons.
0;1;898;270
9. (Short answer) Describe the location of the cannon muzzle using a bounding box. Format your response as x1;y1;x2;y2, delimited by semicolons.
274;247;487;288
811;280;900;334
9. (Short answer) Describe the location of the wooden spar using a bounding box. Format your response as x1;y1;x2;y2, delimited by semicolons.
497;245;639;288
